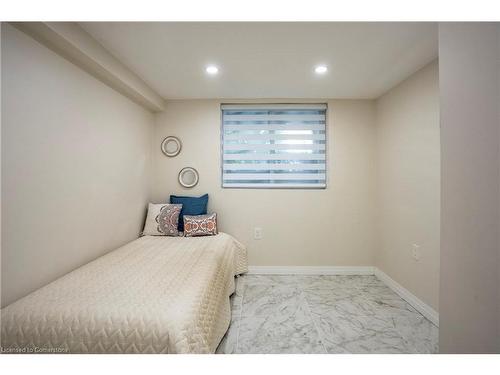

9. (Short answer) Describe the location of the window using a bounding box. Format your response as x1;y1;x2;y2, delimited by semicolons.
221;103;327;188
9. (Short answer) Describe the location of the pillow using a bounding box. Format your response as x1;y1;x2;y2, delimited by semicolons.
170;194;209;231
142;203;182;236
183;213;218;237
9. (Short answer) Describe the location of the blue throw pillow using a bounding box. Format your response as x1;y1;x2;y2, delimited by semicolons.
170;194;209;232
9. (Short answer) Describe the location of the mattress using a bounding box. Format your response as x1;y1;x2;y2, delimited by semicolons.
1;232;248;354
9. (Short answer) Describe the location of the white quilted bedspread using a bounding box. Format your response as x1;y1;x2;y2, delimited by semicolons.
0;233;248;354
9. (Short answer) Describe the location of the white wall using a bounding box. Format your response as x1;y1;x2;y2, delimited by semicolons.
152;100;377;267
439;23;499;353
1;24;154;307
0;23;3;309
498;23;500;354
375;61;440;311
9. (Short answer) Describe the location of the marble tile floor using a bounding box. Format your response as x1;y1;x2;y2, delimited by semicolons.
216;274;438;354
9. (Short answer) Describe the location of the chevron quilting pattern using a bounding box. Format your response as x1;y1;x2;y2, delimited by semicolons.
1;233;248;354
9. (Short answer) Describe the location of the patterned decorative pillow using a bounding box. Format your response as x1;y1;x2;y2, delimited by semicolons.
183;213;218;237
142;203;183;236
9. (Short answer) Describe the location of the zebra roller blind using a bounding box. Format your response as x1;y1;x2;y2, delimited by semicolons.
221;103;327;188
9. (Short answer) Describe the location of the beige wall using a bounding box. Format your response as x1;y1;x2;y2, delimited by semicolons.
439;23;499;353
498;23;500;354
0;23;3;309
152;100;377;266
375;61;440;311
1;24;154;307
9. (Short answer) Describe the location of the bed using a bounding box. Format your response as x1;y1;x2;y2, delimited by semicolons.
0;232;248;354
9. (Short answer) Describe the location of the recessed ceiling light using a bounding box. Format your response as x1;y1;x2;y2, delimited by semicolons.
206;65;219;75
315;65;328;74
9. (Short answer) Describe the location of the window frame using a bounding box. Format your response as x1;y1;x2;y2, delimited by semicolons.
220;103;328;189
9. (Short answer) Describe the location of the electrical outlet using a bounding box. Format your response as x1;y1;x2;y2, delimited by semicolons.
412;244;421;261
254;227;263;240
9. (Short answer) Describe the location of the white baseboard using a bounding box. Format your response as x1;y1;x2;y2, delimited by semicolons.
247;266;375;275
374;267;439;327
246;265;439;327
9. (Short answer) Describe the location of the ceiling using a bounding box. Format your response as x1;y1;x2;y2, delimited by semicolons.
80;22;438;100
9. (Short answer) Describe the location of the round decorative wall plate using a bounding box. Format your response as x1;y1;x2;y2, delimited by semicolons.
178;167;199;188
161;136;182;157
